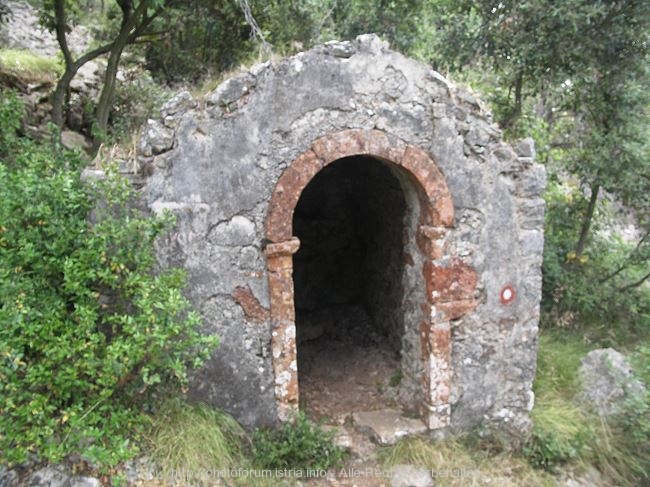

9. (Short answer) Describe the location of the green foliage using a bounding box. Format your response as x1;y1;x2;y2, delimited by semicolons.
534;331;590;397
110;66;171;143
252;412;346;472
149;399;248;486
0;91;218;467
144;1;252;84
389;368;402;387
524;397;592;471
541;177;650;337
431;1;650;310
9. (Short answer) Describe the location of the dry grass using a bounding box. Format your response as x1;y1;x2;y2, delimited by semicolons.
378;436;557;487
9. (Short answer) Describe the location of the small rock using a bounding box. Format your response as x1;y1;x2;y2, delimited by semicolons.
321;425;353;450
124;456;157;483
69;476;100;487
562;465;605;487
390;465;434;487
27;465;71;487
353;410;427;445
70;60;102;93
355;33;389;53
206;74;256;107
139;119;174;156
160;90;193;118
515;137;536;159
61;130;91;151
324;40;355;58
578;348;646;417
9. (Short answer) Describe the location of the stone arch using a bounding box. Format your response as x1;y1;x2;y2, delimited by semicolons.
265;129;476;429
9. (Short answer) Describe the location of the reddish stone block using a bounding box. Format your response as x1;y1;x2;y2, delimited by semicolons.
365;129;407;162
429;322;451;359
267;267;296;322
418;225;449;259
232;286;269;323
311;129;366;163
401;146;454;227
428;259;478;303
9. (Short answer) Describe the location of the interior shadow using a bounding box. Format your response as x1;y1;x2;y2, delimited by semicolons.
293;156;407;420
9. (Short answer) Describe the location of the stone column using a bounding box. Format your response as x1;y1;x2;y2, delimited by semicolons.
265;237;301;421
418;225;452;429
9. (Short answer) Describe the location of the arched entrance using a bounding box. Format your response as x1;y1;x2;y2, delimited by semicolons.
293;156;407;418
265;129;478;429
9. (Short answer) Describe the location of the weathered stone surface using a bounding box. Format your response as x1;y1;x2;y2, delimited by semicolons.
353;409;428;445
390;465;434;487
138;34;545;436
578;348;646;417
206;73;256;107
139;119;174;156
25;466;100;487
0;1;90;57
0;466;18;487
515;137;536;159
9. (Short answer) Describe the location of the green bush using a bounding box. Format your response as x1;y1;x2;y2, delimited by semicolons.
524;405;591;471
541;177;650;339
110;66;171;144
0;91;218;467
252;412;346;472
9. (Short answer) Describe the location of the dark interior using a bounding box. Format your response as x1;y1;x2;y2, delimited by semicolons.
293;156;407;418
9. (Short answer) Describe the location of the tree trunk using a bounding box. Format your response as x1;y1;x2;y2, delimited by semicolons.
51;67;77;129
92;44;126;150
92;1;151;152
501;71;524;130
574;183;600;258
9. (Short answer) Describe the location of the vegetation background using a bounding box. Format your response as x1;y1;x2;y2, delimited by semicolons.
0;0;649;485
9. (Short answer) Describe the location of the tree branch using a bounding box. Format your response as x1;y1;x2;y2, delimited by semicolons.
618;269;650;292
599;229;650;284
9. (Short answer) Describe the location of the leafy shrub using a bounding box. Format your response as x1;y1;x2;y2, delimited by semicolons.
541;177;650;339
0;91;218;467
252;412;346;472
110;66;171;144
524;401;591;471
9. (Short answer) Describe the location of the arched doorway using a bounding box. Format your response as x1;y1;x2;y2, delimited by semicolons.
292;156;407;418
265;129;476;429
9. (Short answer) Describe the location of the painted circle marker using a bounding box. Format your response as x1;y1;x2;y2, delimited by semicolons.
500;285;516;305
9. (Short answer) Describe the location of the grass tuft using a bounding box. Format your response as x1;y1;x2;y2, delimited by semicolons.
379;436;555;487
0;49;62;83
534;330;591;399
147;398;250;486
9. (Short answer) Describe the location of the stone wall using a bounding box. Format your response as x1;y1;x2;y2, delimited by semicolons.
137;34;545;435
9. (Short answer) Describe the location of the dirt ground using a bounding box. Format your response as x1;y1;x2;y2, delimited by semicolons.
296;305;403;422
